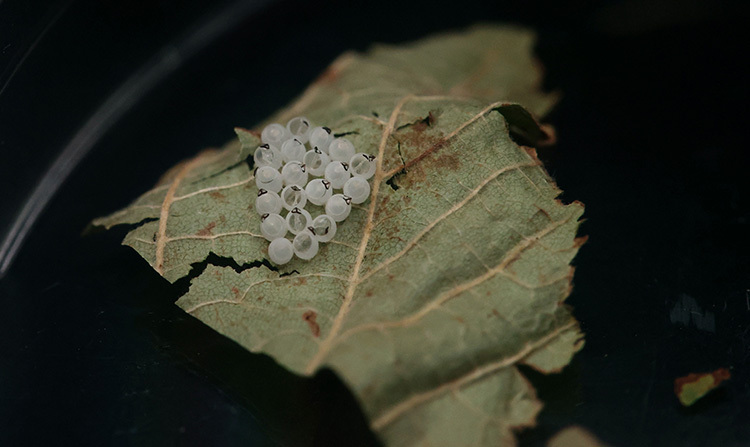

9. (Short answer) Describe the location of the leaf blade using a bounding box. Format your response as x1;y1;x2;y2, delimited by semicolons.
95;25;585;447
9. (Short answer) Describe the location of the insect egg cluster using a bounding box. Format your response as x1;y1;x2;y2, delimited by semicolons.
253;117;376;265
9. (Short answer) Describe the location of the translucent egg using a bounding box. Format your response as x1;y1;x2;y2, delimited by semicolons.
253;143;282;169
343;176;371;204
285;207;312;235
293;230;319;260
255;189;282;215
255;166;282;193
281;138;306;163
309;126;333;153
324;161;351;189
268;237;294;265
261;123;290;146
303;148;330;176
286;116;311;144
305;179;333;206
260;213;287;241
310;214;337;243
325;194;352;222
281;185;307;210
349;153;376;179
328;137;355;162
281;161;308;187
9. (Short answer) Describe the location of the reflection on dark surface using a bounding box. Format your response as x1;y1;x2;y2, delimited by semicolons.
1;0;748;446
0;0;273;277
670;294;716;334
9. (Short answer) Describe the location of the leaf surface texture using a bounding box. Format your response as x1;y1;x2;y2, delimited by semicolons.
94;25;585;447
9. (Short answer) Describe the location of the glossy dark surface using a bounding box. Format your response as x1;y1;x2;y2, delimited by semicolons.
1;0;748;445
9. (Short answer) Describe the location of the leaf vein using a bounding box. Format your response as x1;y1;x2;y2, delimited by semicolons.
336;217;571;343
383;100;508;178
303;94;414;374
155;151;218;273
172;175;254;201
371;320;577;430
359;160;540;283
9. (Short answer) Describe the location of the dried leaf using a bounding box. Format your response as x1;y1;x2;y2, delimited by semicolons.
93;25;585;447
674;368;731;406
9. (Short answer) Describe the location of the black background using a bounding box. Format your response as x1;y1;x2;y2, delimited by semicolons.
1;0;749;445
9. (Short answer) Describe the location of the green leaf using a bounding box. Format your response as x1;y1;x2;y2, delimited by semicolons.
93;25;585;447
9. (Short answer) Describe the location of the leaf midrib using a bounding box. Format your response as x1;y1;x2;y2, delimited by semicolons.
303;94;415;374
154;95;567;400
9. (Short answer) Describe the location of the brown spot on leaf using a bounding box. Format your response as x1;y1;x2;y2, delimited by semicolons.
231;287;240;299
411;111;437;132
434;152;460;171
411;121;428;133
316;65;340;84
397;132;444;168
492;309;501;318
565;266;577;282
210;191;226;201
302;311;320;337
535;205;552;221
573;235;589;248
366;290;373;297
196;221;216;236
559;269;577;297
565;283;574;297
522;145;541;163
399;163;427;188
387;113;447;181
